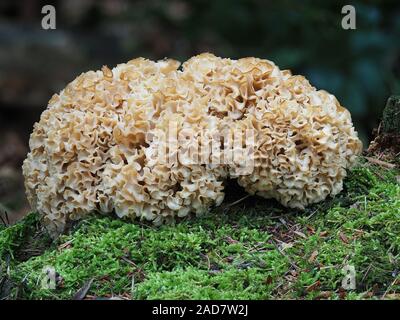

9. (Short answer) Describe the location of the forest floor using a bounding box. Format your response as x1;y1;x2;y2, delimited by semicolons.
1;155;399;300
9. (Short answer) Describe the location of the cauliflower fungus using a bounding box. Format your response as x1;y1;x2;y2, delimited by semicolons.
22;53;362;234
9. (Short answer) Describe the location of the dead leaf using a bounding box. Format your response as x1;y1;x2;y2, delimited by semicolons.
306;280;321;292
294;231;307;239
58;240;73;251
264;275;273;285
308;250;319;263
338;287;347;299
306;225;316;235
372;283;380;295
225;236;239;244
319;231;328;237
362;291;374;299
353;229;364;239
315;291;332;299
339;232;349;244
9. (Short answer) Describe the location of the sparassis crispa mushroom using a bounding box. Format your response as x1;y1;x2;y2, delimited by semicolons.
22;53;362;234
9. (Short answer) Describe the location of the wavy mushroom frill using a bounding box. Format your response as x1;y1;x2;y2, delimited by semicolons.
22;53;362;235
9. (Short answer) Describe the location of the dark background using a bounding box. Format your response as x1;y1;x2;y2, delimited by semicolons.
0;0;399;221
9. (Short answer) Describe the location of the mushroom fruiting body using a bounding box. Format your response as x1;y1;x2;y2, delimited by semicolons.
22;54;362;234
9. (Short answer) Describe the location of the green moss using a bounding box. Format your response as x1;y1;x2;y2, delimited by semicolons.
6;213;290;299
1;159;399;300
287;179;399;298
135;267;280;300
0;213;40;260
343;166;378;196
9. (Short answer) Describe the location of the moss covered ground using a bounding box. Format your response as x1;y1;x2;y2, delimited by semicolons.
1;157;399;300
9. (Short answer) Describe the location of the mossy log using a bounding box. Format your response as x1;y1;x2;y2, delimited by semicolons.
382;95;400;134
1;157;399;300
367;95;400;159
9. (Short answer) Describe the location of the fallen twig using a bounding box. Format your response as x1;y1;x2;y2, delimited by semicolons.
382;277;399;299
364;156;396;169
223;195;251;210
72;278;93;300
120;256;139;268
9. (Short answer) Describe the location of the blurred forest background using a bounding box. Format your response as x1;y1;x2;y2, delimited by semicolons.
0;0;399;222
